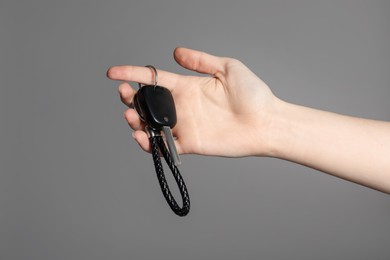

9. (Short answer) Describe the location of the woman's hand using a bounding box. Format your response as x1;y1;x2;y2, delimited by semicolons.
107;47;277;157
107;47;390;193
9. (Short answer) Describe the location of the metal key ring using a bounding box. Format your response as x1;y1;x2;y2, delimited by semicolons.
138;65;158;89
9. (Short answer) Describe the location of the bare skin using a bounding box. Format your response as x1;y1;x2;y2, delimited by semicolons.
107;47;390;194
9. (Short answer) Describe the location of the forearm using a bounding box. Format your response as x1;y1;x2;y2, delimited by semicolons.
265;99;390;194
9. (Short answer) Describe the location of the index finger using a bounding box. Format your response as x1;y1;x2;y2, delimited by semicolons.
106;65;181;90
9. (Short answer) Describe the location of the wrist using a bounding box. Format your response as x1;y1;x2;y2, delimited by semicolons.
259;98;297;158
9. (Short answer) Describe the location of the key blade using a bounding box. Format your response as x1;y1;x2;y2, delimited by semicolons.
163;126;181;166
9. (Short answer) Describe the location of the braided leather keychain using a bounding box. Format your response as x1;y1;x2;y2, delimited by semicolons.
148;129;190;216
133;66;190;216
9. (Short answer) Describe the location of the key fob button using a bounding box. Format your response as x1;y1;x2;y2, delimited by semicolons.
134;85;177;131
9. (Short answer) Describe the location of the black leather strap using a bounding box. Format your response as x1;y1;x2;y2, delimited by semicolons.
149;135;190;216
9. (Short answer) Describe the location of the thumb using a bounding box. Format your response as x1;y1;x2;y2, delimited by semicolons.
173;47;227;76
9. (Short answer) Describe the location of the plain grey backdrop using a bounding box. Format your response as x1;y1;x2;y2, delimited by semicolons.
1;0;389;259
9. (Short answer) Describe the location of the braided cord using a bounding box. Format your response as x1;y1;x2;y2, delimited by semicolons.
150;135;190;216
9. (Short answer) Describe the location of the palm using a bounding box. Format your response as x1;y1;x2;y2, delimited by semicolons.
172;61;273;156
108;47;274;157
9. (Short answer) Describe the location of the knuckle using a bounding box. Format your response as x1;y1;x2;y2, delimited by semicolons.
222;57;244;73
226;57;243;66
216;57;243;74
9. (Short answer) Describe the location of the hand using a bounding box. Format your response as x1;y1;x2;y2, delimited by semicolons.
107;47;390;193
107;47;278;157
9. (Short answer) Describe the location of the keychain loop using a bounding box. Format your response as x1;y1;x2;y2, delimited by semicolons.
147;126;190;217
138;65;158;89
150;136;190;216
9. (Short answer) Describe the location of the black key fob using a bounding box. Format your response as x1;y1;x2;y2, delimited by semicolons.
131;65;190;217
133;85;177;131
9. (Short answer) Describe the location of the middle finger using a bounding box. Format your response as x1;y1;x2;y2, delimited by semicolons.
118;82;136;106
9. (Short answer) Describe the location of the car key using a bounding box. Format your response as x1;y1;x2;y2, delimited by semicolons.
133;84;181;166
131;65;190;216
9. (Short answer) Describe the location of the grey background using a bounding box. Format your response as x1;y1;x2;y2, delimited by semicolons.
1;0;389;259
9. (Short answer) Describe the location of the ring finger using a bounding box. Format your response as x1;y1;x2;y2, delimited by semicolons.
124;108;145;131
